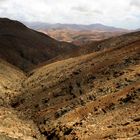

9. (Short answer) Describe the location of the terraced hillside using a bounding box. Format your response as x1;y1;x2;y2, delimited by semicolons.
7;32;140;139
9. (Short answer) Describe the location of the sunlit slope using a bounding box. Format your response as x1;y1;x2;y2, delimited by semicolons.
11;35;140;139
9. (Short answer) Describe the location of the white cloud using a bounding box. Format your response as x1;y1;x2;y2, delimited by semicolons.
131;0;140;8
0;0;139;29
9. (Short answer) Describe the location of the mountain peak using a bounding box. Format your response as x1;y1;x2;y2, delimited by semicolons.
0;18;27;29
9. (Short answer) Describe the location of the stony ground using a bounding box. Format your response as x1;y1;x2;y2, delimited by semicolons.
0;32;140;140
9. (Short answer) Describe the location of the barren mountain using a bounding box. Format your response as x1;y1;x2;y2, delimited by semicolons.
40;29;127;46
37;31;140;65
27;22;127;32
0;19;140;139
26;22;129;45
0;18;78;72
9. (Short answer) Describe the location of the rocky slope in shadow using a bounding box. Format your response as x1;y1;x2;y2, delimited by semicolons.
0;18;79;72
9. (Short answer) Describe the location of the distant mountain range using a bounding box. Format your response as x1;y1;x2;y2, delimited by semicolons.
25;22;130;45
25;22;128;32
136;28;140;31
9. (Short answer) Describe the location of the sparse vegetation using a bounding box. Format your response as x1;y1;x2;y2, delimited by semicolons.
0;19;140;139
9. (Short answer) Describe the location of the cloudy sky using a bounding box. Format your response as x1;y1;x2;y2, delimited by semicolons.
0;0;140;29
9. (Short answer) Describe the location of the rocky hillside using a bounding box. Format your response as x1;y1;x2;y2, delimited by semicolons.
2;32;138;139
0;59;45;140
0;59;25;106
0;20;140;139
0;18;78;72
38;31;140;65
